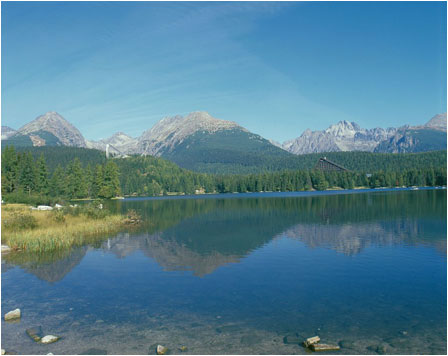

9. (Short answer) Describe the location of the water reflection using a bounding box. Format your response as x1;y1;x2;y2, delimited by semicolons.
4;190;446;281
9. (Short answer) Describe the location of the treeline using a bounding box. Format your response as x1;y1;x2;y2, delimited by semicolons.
2;146;446;204
2;146;120;203
212;168;447;193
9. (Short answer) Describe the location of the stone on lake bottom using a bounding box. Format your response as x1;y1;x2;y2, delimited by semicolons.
157;345;168;355
311;343;341;352
41;335;59;344
4;308;21;321
26;326;43;342
304;336;320;347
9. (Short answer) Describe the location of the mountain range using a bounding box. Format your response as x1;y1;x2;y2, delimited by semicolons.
2;110;446;172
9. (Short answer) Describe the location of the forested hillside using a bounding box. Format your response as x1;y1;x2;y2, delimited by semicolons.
2;145;446;204
14;146;447;174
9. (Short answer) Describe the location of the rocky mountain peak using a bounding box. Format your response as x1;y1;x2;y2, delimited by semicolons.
137;111;242;156
18;111;86;147
325;120;359;138
425;113;447;131
283;120;398;154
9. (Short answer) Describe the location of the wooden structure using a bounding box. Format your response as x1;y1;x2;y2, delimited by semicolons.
314;157;349;172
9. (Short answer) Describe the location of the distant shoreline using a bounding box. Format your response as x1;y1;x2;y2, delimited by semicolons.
122;186;446;202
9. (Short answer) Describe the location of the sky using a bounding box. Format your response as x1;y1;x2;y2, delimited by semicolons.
1;1;447;142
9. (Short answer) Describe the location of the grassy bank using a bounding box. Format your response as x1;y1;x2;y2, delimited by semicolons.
1;204;135;252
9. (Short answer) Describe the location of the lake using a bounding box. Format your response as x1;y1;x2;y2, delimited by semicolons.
1;189;446;354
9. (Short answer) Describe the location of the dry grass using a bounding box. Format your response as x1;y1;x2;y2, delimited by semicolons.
1;204;125;252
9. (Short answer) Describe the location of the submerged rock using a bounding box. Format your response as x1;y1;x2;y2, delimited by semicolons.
157;345;168;355
311;343;341;352
41;335;59;344
26;326;43;342
303;336;320;347
4;308;21;321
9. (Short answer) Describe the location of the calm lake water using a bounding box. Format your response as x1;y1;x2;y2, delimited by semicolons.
2;189;446;354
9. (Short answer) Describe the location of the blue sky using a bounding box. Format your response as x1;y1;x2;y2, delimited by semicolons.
2;1;446;142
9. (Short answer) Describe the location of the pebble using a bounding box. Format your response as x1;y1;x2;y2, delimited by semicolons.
157;345;168;355
4;308;21;321
41;335;59;344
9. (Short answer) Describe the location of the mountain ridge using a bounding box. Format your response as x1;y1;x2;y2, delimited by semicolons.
282;113;446;154
3;111;446;170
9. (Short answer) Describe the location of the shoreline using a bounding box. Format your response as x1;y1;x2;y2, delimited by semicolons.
122;186;446;202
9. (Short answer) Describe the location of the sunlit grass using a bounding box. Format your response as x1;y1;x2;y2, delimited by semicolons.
1;204;125;252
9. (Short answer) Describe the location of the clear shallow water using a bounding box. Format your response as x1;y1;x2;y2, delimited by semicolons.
2;189;446;354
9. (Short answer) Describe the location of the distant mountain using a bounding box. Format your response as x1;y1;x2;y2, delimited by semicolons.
374;128;447;153
86;132;138;154
3;110;446;172
136;111;294;172
283;120;398;154
8;112;87;147
1;126;17;140
283;113;446;155
373;113;447;153
137;112;241;156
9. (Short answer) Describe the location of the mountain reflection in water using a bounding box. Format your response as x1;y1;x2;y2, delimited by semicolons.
3;189;445;281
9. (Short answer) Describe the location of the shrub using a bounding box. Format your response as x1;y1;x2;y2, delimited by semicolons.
3;191;63;206
84;205;109;220
3;210;38;231
124;209;141;225
52;209;66;223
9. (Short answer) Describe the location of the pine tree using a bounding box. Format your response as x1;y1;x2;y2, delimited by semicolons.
35;154;49;194
311;170;328;191
66;158;87;198
99;161;121;198
1;145;18;194
49;165;66;197
18;152;36;195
